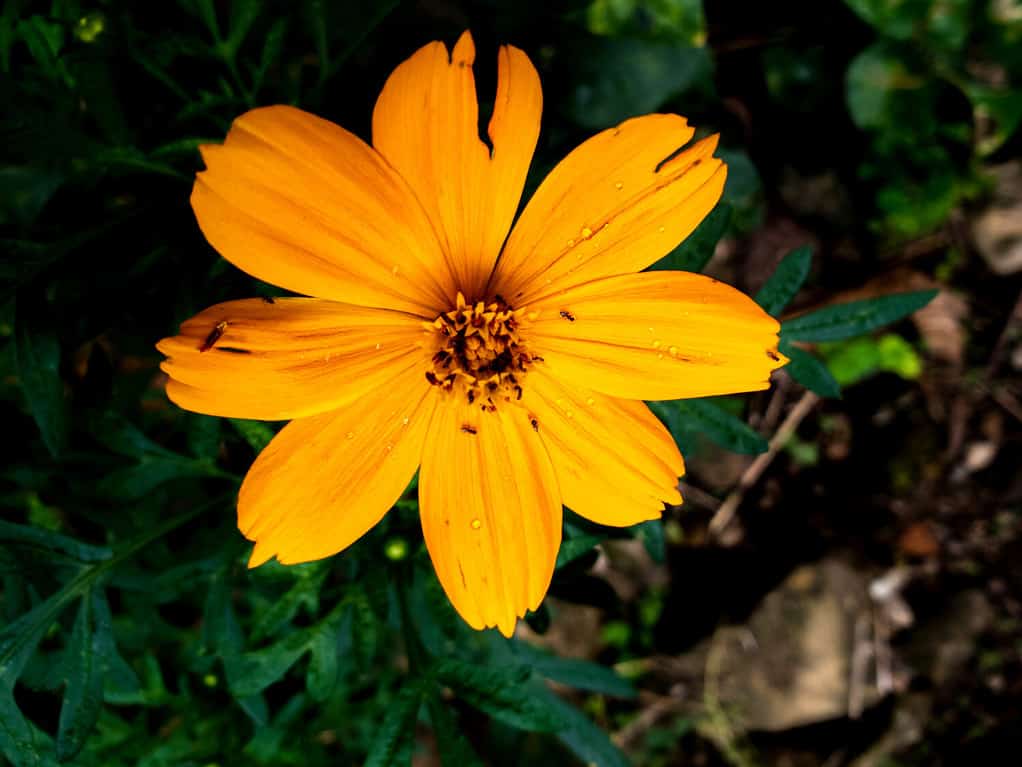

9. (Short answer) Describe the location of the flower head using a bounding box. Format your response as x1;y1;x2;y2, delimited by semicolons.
156;31;785;636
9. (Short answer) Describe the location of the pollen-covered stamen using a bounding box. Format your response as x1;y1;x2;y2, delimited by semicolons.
424;292;539;411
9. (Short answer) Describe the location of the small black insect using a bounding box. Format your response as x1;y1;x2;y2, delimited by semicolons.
461;424;478;435
199;321;228;352
261;296;276;304
559;310;576;322
767;350;781;362
529;416;539;432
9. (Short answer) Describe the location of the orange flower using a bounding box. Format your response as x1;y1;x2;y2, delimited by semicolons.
157;31;785;636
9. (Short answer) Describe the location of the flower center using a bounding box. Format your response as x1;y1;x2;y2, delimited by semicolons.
424;292;539;411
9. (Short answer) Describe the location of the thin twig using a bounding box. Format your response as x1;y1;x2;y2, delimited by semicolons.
709;392;820;539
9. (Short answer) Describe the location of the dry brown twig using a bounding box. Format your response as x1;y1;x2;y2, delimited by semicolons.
709;391;821;540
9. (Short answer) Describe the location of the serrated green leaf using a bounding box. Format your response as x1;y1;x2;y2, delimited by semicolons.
755;245;812;316
780;342;841;398
434;660;566;733
513;643;636;698
781;289;937;342
305;617;341;701
649;203;731;273
0;521;111;564
427;697;484;767
365;686;422;767
14;299;68;458
56;590;108;761
661;398;768;455
224;631;312;698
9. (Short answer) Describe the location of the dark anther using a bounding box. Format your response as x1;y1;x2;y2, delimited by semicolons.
425;371;440;386
559;310;576;322
467;390;475;404
514;386;523;400
199;320;228;352
217;346;250;355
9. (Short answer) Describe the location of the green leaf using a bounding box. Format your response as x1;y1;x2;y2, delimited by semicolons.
96;455;229;499
662;398;768;455
364;685;422;767
427;697;484;767
513;643;636;698
0;521;111;564
225;0;263;58
85;412;178;459
433;660;567;733
56;591;108;761
565;37;712;129
230;418;276;452
780;342;841;398
634;518;666;563
781;290;937;342
556;533;603;569
755;245;812;316
224;631;312;698
14;298;69;458
846;44;933;132
540;688;630;767
820;333;924;386
0;689;47;767
305;617;341;701
648;203;731;273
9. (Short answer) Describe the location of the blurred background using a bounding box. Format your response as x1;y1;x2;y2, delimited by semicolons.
2;0;1021;765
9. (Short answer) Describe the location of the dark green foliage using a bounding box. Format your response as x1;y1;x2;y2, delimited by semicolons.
0;0;991;763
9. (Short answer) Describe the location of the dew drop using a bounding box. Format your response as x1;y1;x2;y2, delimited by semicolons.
345;431;355;440
657;353;664;360
391;264;400;276
585;397;595;406
470;518;482;530
657;226;666;233
384;442;394;453
652;340;662;349
581;226;593;239
668;345;679;357
565;409;574;419
527;311;538;321
614;181;623;190
374;342;381;350
647;326;655;334
566;238;575;248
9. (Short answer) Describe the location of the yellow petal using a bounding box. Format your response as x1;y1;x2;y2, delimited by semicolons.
373;31;542;299
193;105;453;315
527;271;785;400
240;365;437;566
156;298;428;420
492;115;725;305
522;370;683;526
419;398;561;637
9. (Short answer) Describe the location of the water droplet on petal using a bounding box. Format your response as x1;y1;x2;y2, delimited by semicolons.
615;181;623;190
657;226;666;233
384;442;394;453
581;226;593;239
565;409;574;419
652;340;662;349
668;345;679;357
586;397;595;406
402;416;410;426
647;326;655;334
392;265;400;276
566;238;575;248
657;353;664;360
471;518;482;530
345;431;355;440
374;342;381;350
